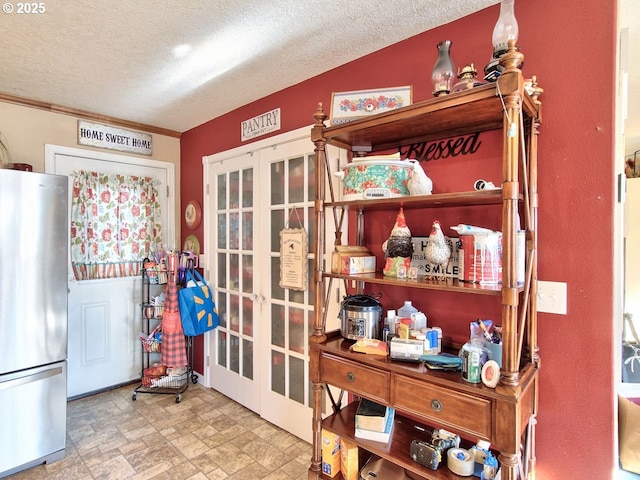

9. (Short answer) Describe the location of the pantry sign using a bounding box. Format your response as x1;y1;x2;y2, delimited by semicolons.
241;108;280;142
78;120;152;156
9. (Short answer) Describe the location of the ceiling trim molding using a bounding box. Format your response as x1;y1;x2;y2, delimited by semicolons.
0;92;181;138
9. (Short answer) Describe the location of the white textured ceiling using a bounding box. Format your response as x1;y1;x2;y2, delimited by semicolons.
0;0;637;142
0;0;500;133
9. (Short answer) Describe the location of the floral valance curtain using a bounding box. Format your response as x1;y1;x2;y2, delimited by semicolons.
70;170;163;281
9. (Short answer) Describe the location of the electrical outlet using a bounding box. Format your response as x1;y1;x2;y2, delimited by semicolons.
537;280;567;315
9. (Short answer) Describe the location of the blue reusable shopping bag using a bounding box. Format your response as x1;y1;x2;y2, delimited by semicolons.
178;269;219;336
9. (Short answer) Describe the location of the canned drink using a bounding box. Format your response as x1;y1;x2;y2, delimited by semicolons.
461;344;482;383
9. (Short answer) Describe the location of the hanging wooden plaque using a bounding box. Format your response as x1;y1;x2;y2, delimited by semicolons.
279;228;308;291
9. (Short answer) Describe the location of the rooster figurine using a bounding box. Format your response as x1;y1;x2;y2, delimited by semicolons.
425;220;451;280
382;208;414;277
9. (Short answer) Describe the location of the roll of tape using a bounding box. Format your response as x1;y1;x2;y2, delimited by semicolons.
447;448;475;476
481;360;500;388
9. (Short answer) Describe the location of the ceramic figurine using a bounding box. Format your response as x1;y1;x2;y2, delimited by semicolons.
382;208;414;277
407;160;433;195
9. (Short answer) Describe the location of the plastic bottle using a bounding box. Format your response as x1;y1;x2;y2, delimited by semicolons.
397;300;418;319
384;310;396;339
432;326;442;354
483;453;498;480
450;224;496;235
398;318;412;339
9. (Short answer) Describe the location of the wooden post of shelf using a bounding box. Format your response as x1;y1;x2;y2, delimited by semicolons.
528;77;543;368
311;103;328;344
308;354;323;477
497;40;525;388
308;104;327;479
522;79;541;478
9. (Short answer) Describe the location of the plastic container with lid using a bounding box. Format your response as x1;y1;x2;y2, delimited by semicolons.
397;318;412;339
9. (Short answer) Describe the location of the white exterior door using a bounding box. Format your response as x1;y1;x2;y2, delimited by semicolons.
45;145;174;398
204;128;343;442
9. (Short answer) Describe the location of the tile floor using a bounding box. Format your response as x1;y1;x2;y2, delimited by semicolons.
6;382;313;480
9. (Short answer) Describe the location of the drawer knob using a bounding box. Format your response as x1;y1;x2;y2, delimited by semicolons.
346;372;355;382
431;399;443;412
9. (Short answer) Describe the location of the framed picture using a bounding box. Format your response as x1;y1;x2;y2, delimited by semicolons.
183;234;201;255
330;86;412;125
184;200;202;229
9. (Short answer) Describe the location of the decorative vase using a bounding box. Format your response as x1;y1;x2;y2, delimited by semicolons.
431;40;455;97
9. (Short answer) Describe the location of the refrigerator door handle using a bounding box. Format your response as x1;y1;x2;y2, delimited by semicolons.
0;366;63;392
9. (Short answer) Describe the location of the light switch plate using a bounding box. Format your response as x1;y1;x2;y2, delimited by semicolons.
537;280;567;315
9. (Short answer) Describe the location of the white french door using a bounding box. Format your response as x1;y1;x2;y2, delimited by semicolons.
206;153;261;411
204;128;343;442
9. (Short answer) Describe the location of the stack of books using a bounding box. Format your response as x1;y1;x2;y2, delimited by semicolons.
354;398;395;443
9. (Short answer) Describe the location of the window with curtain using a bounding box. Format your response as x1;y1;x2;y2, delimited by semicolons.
70;170;163;281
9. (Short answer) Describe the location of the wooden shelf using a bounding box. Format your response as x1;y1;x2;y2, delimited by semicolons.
315;331;536;402
320;402;479;480
323;272;506;296
321;81;539;152
325;189;506;211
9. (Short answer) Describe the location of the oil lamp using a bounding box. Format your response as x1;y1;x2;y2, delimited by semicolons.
451;64;485;93
484;0;519;81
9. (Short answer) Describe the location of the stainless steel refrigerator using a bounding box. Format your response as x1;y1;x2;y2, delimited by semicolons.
0;168;68;477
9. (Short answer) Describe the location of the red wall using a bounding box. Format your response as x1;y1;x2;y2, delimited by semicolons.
181;2;618;478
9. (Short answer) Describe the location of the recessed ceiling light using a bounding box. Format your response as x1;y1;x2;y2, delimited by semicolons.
173;44;192;58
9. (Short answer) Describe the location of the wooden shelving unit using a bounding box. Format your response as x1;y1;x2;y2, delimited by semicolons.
308;43;542;480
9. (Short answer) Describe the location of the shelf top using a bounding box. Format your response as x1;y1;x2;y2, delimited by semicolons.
313;331;539;401
323;272;506;296
315;73;541;153
325;189;505;211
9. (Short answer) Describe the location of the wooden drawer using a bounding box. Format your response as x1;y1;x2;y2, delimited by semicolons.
320;353;390;404
392;375;492;439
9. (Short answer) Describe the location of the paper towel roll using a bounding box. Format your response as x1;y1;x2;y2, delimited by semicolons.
447;448;475;476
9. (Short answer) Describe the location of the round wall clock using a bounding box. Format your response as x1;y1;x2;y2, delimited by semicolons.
184;200;202;229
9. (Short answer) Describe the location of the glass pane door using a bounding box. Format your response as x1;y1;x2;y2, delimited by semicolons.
208;154;260;412
204;130;344;442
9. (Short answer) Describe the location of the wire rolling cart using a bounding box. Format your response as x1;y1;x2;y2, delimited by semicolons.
132;254;197;403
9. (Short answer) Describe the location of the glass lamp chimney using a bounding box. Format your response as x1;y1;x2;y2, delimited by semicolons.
431;40;455;97
492;0;519;58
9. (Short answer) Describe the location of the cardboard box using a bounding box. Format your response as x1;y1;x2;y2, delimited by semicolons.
331;246;371;273
340;437;359;480
321;428;341;478
341;255;376;274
